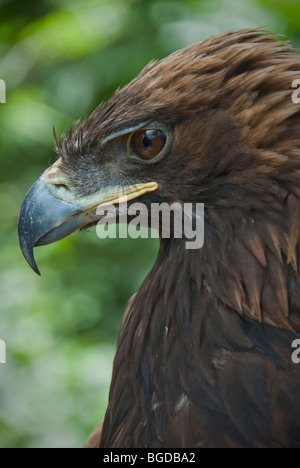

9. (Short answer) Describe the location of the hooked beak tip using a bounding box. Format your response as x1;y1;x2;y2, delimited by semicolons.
18;221;41;276
18;175;84;276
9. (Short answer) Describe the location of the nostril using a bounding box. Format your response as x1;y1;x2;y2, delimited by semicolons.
43;163;76;201
47;181;75;202
54;184;71;194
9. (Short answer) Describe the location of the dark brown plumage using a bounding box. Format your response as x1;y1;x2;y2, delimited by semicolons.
19;29;300;448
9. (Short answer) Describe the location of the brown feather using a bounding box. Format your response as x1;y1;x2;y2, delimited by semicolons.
54;29;300;447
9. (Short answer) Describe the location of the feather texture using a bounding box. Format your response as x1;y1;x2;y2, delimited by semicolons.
57;29;300;448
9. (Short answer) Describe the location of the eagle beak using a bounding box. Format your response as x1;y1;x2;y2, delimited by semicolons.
18;162;158;276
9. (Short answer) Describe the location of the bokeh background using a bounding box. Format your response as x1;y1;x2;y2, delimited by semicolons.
0;0;299;448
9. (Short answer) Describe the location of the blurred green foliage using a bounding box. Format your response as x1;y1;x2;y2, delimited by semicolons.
0;0;299;448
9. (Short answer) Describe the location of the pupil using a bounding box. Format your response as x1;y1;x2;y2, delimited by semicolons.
143;136;152;148
130;129;167;160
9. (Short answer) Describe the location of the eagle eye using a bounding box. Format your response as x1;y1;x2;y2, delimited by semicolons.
128;129;167;163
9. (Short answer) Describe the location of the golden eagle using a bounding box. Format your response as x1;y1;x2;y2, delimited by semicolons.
19;29;300;448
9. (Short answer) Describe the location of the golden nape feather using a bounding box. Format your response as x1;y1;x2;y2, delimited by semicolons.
19;29;300;448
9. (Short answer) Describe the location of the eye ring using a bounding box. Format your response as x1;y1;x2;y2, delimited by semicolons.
127;124;171;165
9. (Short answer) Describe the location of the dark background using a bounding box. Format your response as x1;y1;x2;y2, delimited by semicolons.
0;0;299;448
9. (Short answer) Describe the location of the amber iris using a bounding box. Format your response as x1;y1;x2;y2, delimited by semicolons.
130;129;166;160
